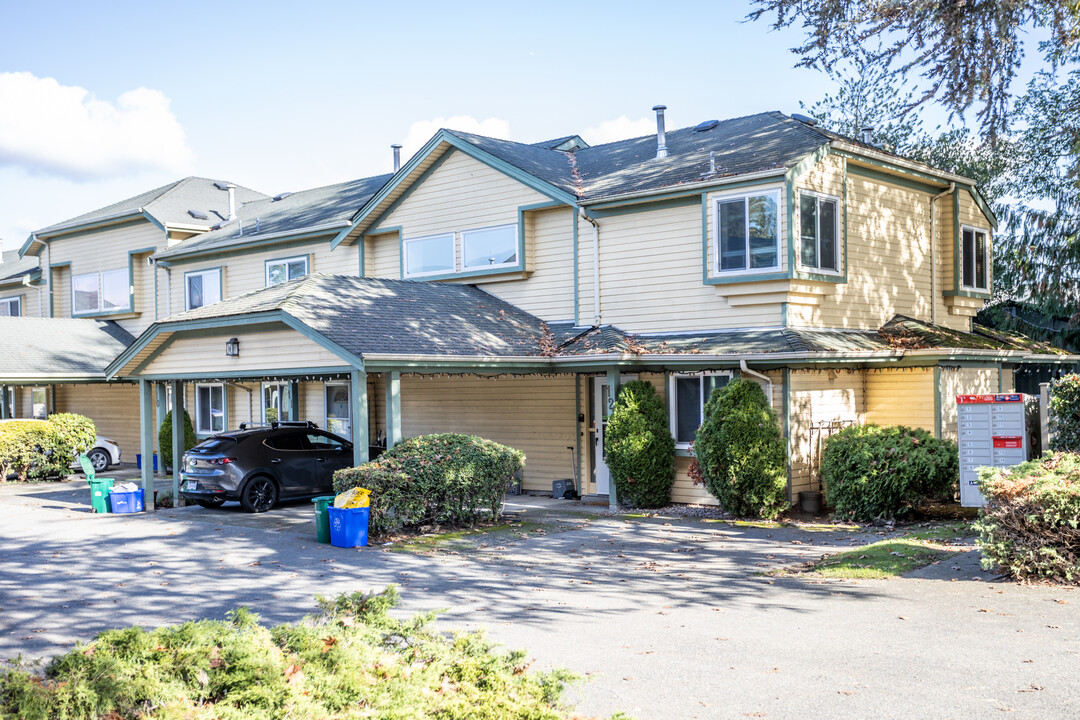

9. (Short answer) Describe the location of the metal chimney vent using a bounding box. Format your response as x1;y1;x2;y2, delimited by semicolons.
652;105;668;159
392;144;403;172
861;126;875;145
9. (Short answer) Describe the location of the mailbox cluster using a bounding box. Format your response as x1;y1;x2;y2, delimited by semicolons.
956;394;1039;507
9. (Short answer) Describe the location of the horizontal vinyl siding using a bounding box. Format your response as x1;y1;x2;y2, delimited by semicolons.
50;266;70;318
367;232;399;279
399;374;576;492
788;370;864;496
53;383;141;461
940;366;999;442
144;329;341;375
864;368;935;432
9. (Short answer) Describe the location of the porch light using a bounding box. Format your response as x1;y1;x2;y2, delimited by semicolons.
225;337;240;357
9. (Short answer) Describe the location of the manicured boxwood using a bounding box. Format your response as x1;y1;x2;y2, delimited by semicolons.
605;380;675;508
333;433;525;537
821;424;958;521
694;379;788;519
975;453;1080;584
0;587;581;719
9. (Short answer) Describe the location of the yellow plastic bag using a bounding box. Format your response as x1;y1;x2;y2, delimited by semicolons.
334;487;370;509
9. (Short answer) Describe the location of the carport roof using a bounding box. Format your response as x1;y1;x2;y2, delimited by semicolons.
0;317;135;381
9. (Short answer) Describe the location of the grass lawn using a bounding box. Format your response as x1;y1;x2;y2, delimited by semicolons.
777;521;973;579
384;518;587;554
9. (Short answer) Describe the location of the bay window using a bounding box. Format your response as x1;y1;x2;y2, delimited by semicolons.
798;191;840;273
714;191;780;273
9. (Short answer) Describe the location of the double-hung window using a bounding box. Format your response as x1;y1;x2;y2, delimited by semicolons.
798;192;840;273
0;296;20;316
714;191;780;273
403;233;455;277
961;226;990;292
669;372;732;448
265;256;309;287
185;269;222;310
461;224;518;270
195;383;226;435
72;269;130;315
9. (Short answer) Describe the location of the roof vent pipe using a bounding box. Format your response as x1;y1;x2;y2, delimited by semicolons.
652;105;668;159
861;127;874;145
392;144;403;172
226;183;237;222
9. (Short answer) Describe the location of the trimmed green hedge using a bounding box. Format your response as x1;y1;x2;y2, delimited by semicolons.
0;413;97;481
821;424;958;521
975;453;1080;584
333;434;525;537
695;379;788;519
605;380;675;508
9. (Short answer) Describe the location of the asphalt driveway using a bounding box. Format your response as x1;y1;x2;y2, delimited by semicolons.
1;478;1078;719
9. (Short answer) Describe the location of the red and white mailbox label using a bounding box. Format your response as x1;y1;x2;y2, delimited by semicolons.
993;436;1023;449
956;394;1024;404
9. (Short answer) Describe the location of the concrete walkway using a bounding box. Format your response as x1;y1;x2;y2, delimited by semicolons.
1;480;1077;719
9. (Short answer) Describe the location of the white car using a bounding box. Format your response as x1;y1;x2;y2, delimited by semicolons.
0;419;121;471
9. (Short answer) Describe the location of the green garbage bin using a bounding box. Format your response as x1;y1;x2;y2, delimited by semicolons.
89;478;114;513
312;495;335;544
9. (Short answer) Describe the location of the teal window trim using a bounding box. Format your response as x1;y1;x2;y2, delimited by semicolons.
184;266;223;311
71;267;133;317
703;271;791;286
708;188;784;278
265;254;310;287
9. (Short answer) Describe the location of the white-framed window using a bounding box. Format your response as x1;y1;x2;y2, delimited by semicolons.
72;269;130;315
403;233;455;277
195;383;226;435
262;382;292;424
714;190;781;274
669;372;732;447
462;224;518;270
325;382;351;437
265;256;309;287
31;387;47;419
961;226;990;292
185;269;222;310
798;191;840;273
0;296;20;316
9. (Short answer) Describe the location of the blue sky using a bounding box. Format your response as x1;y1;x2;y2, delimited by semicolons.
0;1;1049;251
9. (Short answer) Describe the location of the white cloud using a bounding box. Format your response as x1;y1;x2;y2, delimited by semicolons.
581;116;656;146
399;115;512;163
0;72;194;180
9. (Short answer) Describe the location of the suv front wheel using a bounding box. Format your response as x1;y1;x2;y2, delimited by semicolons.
240;476;279;513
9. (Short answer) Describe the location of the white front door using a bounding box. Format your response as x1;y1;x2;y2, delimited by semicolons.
593;375;636;496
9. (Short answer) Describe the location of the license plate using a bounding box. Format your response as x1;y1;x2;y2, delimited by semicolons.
184;480;198;491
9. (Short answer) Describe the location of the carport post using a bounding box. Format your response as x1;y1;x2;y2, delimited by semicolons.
385;371;401;449
139;379;156;513
171;380;184;506
606;367;621;509
155;383;167;475
350;368;369;466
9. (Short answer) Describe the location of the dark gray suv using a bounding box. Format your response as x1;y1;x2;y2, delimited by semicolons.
179;421;356;512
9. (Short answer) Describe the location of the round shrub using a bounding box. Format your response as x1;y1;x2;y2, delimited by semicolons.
0;419;70;480
821;424;958;521
974;452;1080;584
158;410;197;464
1049;374;1080;452
695;378;787;519
333;433;525;537
48;413;97;459
605;380;675;508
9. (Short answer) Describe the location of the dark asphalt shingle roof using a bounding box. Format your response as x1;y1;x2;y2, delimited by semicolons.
0;318;134;378
33;177;267;236
0;250;40;283
155;174;393;260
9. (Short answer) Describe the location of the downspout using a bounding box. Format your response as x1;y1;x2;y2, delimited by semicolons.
739;360;774;406
42;242;52;318
930;182;955;325
579;209;601;326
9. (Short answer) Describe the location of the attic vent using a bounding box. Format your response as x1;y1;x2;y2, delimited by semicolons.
188;209;209;220
213;182;230;191
694;119;720;132
273;192;292;202
791;113;818;126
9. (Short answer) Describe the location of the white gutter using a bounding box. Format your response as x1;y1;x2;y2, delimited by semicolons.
831;142;976;186
578;168;786;208
930;182;956;325
739;359;774;405
579;209;601;325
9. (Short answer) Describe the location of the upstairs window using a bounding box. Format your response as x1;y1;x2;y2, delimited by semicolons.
403;233;455;277
799;192;840;273
669;372;731;447
0;297;20;316
72;269;129;315
961;227;990;292
265;256;309;287
185;269;222;310
462;224;518;270
714;191;780;274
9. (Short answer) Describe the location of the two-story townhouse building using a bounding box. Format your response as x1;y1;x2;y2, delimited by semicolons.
107;110;1074;508
2;177;265;455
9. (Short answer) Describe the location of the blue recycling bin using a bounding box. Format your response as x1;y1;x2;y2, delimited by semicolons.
110;488;145;513
328;506;369;548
